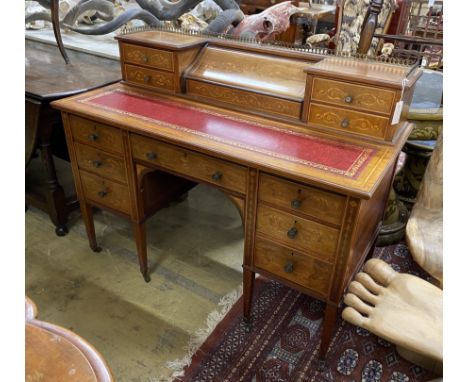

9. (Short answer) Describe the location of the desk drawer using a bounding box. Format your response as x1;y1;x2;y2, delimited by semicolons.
258;174;345;226
75;142;126;184
311;77;395;115
80;171;131;214
131;134;247;194
124;64;175;93
256;204;338;261
70;116;123;154
254;238;332;297
308;103;388;140
121;43;174;72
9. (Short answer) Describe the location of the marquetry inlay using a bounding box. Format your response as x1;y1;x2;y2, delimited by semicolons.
125;65;174;91
187;80;302;119
312;78;396;115
308;104;388;139
122;43;174;72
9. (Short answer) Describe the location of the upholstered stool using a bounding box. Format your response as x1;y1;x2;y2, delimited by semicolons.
342;259;442;375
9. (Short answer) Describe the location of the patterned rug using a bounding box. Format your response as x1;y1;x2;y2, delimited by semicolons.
173;243;438;382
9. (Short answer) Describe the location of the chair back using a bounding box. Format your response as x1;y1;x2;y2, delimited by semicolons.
335;0;396;55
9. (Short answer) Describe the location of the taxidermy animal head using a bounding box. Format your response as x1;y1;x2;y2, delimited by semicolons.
231;1;300;42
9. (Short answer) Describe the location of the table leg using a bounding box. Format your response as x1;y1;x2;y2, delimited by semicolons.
242;268;255;332
39;140;68;236
133;222;150;283
318;303;338;370
80;203;101;252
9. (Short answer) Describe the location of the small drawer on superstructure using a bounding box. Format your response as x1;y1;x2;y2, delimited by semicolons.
80;171;131;214
254;238;332;297
310;77;395;115
256;204;339;261
258;173;345;226
121;43;174;72
131;134;247;194
75;142;127;184
69;115;123;154
308;103;388;140
124;64;175;93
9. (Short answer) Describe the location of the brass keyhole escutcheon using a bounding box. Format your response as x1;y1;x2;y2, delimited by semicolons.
291;189;302;209
144;75;151;83
146;151;157;160
212;171;223;181
284;261;294;273
287;226;298;239
88;133;98;142
291;199;301;209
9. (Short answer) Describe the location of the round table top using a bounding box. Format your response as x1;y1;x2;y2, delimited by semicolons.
26;324;99;382
25;39;121;101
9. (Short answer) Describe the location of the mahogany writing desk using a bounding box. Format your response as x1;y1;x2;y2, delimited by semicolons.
52;29;421;360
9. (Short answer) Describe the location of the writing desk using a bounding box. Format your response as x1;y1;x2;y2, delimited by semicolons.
52;29;420;360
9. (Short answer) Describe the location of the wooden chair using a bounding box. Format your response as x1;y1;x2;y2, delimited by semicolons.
375;0;443;70
306;0;397;55
26;297;114;381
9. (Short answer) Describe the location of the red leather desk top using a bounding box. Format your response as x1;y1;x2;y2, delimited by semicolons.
80;88;375;179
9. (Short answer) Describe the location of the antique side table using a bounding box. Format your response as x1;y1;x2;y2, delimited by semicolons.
25;39;121;235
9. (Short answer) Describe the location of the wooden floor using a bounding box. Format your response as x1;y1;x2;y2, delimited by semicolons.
25;184;244;382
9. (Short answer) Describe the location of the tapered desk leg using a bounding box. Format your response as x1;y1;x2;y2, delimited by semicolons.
318;304;339;370
80;203;101;252
243;268;255;332
133;222;150;283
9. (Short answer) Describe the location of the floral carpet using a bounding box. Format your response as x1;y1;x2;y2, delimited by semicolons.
174;243;438;382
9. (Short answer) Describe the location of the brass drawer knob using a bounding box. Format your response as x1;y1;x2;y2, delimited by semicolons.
142;56;149;63
287;227;298;239
98;190;107;198
284;261;294;273
88;133;98;142
291;199;301;209
344;95;353;103
146;151;157;160
143;75;151;83
92;160;102;168
211;171;223;182
341;118;350;128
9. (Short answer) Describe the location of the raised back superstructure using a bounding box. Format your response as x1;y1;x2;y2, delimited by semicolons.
116;28;421;144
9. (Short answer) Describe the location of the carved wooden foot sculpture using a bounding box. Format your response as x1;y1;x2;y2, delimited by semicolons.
406;131;443;286
342;259;442;375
